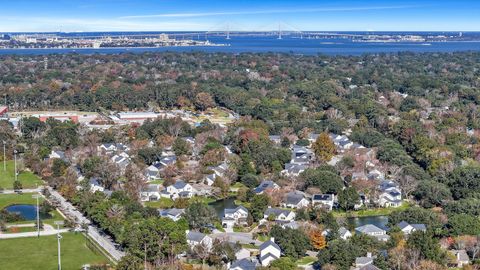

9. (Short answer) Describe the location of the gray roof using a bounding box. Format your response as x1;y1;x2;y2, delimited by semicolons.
355;224;386;234
451;250;470;262
359;265;381;270
284;163;307;173
313;194;334;201
254;180;278;194
259;239;281;252
173;180;188;189
264;208;292;218
355;256;373;266
284;192;306;205
397;221;426;231
187;231;207;242
224;206;248;215
230;258;256;270
260;253;279;263
339;226;350;236
142;184;160;192
160;208;184;217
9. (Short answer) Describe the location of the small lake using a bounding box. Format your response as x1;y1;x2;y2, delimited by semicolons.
4;204;50;220
346;215;389;230
209;197;237;218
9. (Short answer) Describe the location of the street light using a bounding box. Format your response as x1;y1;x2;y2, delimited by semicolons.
32;194;41;238
54;221;64;270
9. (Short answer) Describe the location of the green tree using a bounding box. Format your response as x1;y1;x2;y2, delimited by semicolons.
407;231;445;264
116;254;144;270
184;202;217;231
270;225;311;259
447;214;480;236
300;168;343;194
249;194;270;222
270;257;297;270
173;137;191;156
312;132;336;162
337;187;359;211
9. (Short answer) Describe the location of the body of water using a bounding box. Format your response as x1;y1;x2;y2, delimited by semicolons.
5;204;50;220
209;197;237;218
346;215;389;230
1;36;480;56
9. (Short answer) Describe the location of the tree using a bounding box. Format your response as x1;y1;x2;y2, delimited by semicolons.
13;180;22;190
173;138;191;156
447;214;480;236
309;229;327;250
413;181;452;208
301;168;343;194
407;231;445;264
240;173;259;188
270;225;311;259
312;132;336;162
270;257;297;270
116;254;144;270
337;187;360;211
388;208;442;230
249;194;269;222
194;92;215;111
184;202;217;231
445;166;480;200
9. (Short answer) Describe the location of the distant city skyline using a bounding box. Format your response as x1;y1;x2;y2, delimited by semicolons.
0;0;479;32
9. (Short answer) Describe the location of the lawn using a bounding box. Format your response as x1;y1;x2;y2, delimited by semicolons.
333;202;411;218
296;256;317;266
0;193;64;226
0;233;109;270
0;160;43;189
145;197;174;208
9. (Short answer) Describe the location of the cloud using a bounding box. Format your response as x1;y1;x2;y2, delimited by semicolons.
119;5;424;19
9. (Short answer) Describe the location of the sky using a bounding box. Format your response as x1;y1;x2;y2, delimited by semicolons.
0;0;479;32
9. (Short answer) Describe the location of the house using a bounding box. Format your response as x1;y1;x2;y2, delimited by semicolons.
312;194;335;211
159;208;184;221
281;221;299;230
111;152;130;169
229;258;257;270
89;178;104;193
355;224;390;242
159;156;177;167
269;135;282;145
397;221;426;235
339;226;353;240
355;252;374;268
161;180;195;200
140;184;161;202
186;230;213;251
204;173;216;186
259;238;281;266
98;143;129;154
449;250;470;267
354;265;381;270
291;146;313;164
378;190;402;208
282;191;310;209
211;163;229;178
282;163;307;177
263;207;296;222
235;248;251;260
49;150;66;161
253;180;279;194
224;206;249;222
146;164;161;181
308;133;320;143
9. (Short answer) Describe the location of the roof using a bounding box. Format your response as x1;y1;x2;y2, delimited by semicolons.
260;253;279;263
355;256;373;266
160;208;184;217
355;224;385;234
358;265;381;270
254;180;278;193
284;192;306;205
313;194;334;201
186;231;207;242
142;184;160;193
224;206;248;215
451;250;470;262
172;180;188;189
259;239;281;252
264;208;293;218
397;221;426;231
230;258;256;270
339;226;351;236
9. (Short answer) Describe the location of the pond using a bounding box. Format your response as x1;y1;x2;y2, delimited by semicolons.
209;197;237;218
346;215;389;230
4;204;51;220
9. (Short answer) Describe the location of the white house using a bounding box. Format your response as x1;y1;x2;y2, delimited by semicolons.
140;184;161;202
355;224;390;242
222;206;249;230
259;238;281;267
339;226;353;240
161;180;195;200
397;221;426;235
186;230;213;251
146;164;161;181
263;207;296;222
159;208;185;221
282;191;310;209
49;150;66;161
89;178;104;193
378;190;402;208
449;250;470;267
312;194;335;211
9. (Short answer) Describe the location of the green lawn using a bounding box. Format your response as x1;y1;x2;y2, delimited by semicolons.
333;203;411;218
0;160;43;189
0;193;64;226
0;233;109;270
296;256;317;266
145;197;174;208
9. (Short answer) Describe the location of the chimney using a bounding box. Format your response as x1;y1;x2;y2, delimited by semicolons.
367;252;372;258
270;237;275;243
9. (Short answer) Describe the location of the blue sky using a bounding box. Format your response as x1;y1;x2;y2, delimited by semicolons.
0;0;479;32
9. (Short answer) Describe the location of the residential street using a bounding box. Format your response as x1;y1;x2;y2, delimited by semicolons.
46;186;125;261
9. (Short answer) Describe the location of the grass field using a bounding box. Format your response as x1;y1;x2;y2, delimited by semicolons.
0;160;43;189
0;233;109;270
0;193;64;226
332;202;411;218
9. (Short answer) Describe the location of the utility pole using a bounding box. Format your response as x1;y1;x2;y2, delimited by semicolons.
33;194;40;237
2;141;5;172
226;23;231;40
13;149;18;183
278;23;282;40
55;221;64;270
144;243;147;270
